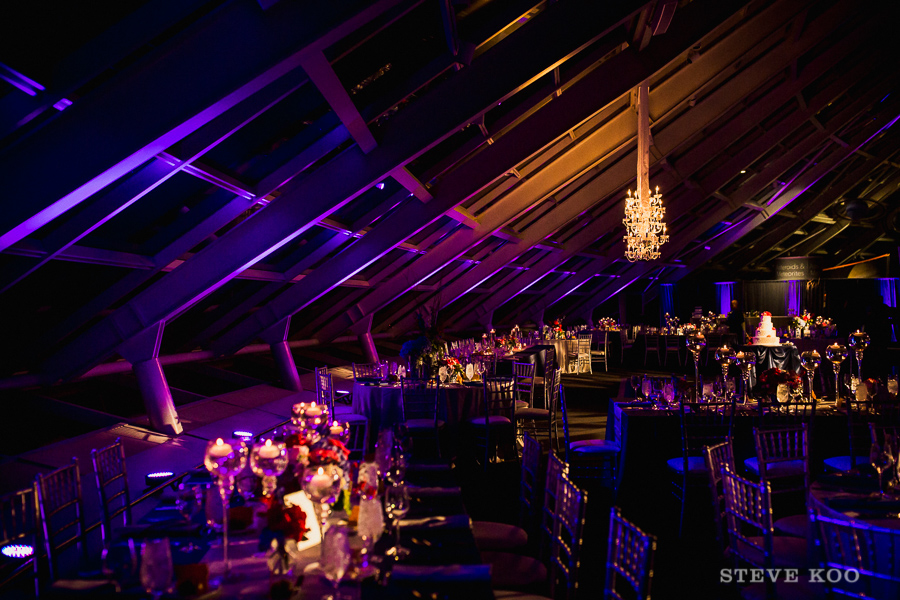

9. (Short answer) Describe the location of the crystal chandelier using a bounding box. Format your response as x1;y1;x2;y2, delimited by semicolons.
623;81;668;262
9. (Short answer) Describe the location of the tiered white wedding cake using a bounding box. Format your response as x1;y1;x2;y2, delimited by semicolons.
751;312;780;346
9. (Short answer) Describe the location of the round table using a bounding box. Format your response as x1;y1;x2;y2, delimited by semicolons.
351;382;485;434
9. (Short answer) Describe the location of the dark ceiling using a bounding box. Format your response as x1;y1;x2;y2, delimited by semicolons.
1;0;898;382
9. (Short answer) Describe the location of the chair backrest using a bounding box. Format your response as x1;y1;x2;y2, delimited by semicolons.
756;391;816;430
400;377;439;425
545;345;557;371
482;376;516;420
603;507;656;600
352;362;382;379
35;459;86;582
753;424;809;494
0;487;38;593
519;433;541;531
541;452;569;561
513;362;536;406
345;419;369;462
722;469;774;571
665;335;681;350
704;439;735;554
679;400;736;460
550;475;589;600
92;437;132;543
813;511;900;598
645;334;660;349
577;336;591;354
316;369;335;414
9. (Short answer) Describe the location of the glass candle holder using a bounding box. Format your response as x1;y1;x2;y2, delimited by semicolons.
800;350;822;403
686;333;706;400
250;439;288;498
715;345;737;398
302;464;343;551
203;438;247;577
826;343;848;400
848;331;870;380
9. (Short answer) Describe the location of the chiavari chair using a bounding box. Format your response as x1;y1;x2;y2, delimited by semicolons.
516;366;558;451
703;438;735;555
471;376;517;468
825;396;897;472
559;379;619;489
748;425;811;539
664;334;682;366
643;334;660;366
352;362;382;379
592;330;609;372
35;459;88;582
576;333;592;374
812;511;900;599
669;399;735;535
603;507;656;600
512;362;536;410
400;376;443;458
473;432;540;553
316;367;354;416
549;474;588;600
91;437;132;544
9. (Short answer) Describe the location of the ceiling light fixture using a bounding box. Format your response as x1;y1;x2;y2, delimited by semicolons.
623;81;668;262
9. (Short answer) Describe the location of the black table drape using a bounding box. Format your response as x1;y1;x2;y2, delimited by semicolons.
740;343;801;388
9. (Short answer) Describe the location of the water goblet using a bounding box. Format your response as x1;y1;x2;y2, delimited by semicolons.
384;483;411;560
302;464;343;545
204;438;248;576
250;438;288;498
826;343;848;400
870;442;895;498
321;524;351;600
848;331;870;380
139;538;173;600
800;350;821;403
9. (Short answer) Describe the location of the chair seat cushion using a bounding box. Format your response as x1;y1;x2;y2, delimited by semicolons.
774;514;809;539
470;416;513;427
736;535;809;569
405;418;446;430
570;440;619;454
472;521;528;552
823;455;869;472
480;551;548;589
666;456;708;476
516;408;549;420
744;457;806;477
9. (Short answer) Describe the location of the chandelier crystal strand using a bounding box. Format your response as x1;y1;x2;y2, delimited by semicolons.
623;81;668;262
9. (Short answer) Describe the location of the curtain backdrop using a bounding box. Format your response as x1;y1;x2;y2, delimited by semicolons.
880;278;897;307
715;282;735;315
661;284;675;321
744;281;787;315
785;281;802;316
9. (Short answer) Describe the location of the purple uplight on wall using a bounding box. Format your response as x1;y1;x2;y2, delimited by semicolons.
715;282;735;315
880;278;897;308
785;281;801;316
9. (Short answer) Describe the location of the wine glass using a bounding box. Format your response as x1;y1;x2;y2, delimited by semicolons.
800;350;821;404
302;464;343;546
686;333;706;400
848;331;870;380
870;442;895;498
826;343;848;401
630;375;642;400
250;439;288;498
384;483;411;560
204;438;248;577
320;524;351;600
139;538;173;600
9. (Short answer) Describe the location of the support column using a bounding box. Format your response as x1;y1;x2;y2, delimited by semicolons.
261;317;303;392
350;315;378;364
118;323;182;436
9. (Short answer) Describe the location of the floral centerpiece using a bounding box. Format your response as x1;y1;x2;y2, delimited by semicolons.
552;318;565;339
757;368;801;395
598;317;619;330
441;355;466;382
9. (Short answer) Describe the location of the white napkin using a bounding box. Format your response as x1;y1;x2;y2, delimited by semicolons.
465;364;474;380
398;365;406;378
